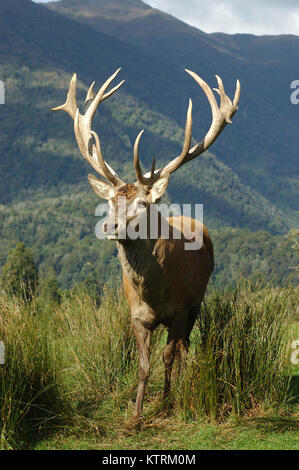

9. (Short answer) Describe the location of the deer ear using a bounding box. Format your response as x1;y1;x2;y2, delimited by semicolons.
148;174;170;203
88;174;115;200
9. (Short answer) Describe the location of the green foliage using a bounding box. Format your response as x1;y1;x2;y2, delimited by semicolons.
0;194;298;290
55;286;137;402
0;0;298;293
1;242;38;302
0;1;298;449
286;229;299;274
39;268;61;310
211;227;299;288
0;0;298;292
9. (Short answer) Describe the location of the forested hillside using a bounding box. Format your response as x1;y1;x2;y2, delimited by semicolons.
0;191;297;289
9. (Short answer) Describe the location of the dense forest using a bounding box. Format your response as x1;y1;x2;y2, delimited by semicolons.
0;198;298;290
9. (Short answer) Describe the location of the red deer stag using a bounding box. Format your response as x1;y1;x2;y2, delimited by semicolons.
52;68;240;418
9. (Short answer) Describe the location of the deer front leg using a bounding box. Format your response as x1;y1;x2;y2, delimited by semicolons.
132;318;152;418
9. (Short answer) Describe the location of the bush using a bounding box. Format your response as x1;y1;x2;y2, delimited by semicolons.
1;242;38;302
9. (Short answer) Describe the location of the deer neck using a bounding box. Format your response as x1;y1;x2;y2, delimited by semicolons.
117;237;158;285
116;210;170;291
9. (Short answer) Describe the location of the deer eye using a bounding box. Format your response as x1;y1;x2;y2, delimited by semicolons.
138;201;147;208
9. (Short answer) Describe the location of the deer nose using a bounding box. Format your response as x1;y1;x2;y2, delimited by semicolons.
103;222;118;234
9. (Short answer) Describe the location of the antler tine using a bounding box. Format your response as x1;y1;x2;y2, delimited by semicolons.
134;130;144;183
233;79;241;110
85;68;124;128
150;157;156;177
51;73;78;120
188;71;240;158
74;109;124;187
134;130;160;186
187;69;219;118
73;109;103;176
84;81;95;108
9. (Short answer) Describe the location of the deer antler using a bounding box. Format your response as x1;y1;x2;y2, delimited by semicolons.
133;70;240;183
53;68;240;190
52;69;125;187
133;99;193;187
134;130;156;186
160;71;241;176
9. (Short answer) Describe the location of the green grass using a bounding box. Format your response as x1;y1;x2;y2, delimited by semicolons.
0;282;298;450
35;415;299;450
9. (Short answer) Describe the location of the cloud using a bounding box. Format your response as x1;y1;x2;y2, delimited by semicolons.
146;0;299;35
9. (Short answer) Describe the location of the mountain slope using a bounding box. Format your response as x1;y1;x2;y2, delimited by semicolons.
0;0;195;200
46;0;299;215
0;0;294;233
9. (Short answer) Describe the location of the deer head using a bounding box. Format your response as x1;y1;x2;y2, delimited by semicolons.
52;68;240;240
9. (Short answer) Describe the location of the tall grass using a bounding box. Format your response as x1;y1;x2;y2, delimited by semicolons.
0;281;297;448
0;285;140;448
176;282;297;420
0;294;68;449
54;285;138;402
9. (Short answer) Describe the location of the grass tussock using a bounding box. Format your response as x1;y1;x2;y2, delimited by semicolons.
0;294;69;449
176;282;297;421
0;281;298;448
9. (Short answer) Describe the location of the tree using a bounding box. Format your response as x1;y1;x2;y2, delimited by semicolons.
1;242;38;301
286;228;299;273
39;268;61;309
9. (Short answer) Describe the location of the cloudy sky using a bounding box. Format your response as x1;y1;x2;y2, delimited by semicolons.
36;0;299;36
